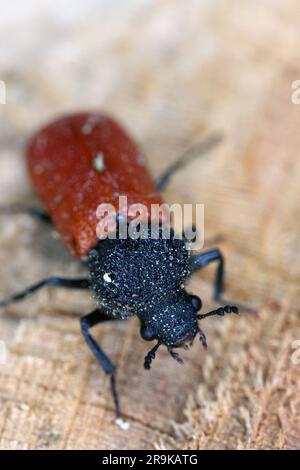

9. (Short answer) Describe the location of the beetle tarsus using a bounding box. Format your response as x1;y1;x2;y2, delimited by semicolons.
110;374;121;419
80;309;123;418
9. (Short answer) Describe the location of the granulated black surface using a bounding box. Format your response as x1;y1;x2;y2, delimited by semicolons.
88;225;199;348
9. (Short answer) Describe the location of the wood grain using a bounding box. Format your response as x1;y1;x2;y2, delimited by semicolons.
0;0;299;449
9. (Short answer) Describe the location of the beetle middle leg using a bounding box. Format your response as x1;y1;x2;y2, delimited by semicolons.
191;249;254;313
191;248;225;302
80;309;122;418
0;277;90;307
0;204;51;223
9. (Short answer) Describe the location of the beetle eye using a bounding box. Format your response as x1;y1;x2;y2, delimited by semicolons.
190;295;202;312
140;325;156;341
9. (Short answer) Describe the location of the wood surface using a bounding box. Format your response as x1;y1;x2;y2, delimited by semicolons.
0;0;299;449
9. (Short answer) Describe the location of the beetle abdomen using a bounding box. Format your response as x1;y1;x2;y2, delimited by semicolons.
26;112;162;256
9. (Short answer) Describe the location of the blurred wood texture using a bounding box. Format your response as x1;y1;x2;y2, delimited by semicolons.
0;0;300;449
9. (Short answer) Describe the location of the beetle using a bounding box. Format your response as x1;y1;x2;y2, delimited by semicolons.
0;112;240;418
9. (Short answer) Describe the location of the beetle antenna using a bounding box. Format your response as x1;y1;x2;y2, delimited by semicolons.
197;305;239;321
144;341;161;370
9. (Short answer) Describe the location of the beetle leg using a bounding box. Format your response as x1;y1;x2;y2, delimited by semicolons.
80;309;121;418
191;249;255;313
183;226;225;246
190;248;225;302
182;223;197;243
0;204;51;223
155;133;222;191
0;277;90;307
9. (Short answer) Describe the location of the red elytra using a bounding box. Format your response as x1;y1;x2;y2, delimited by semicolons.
26;112;162;257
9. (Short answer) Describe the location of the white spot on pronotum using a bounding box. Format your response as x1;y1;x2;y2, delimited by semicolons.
93;152;105;172
115;418;130;431
103;273;112;283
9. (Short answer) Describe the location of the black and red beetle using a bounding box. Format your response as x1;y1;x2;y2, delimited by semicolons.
0;112;240;418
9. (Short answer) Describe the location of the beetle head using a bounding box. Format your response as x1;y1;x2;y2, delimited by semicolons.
140;292;203;368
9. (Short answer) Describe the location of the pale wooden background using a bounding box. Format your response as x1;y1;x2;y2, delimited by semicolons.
0;0;300;449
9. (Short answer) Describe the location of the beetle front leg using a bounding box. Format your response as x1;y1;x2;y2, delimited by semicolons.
80;309;122;418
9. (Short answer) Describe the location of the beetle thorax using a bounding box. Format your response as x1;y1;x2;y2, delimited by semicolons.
87;225;191;321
